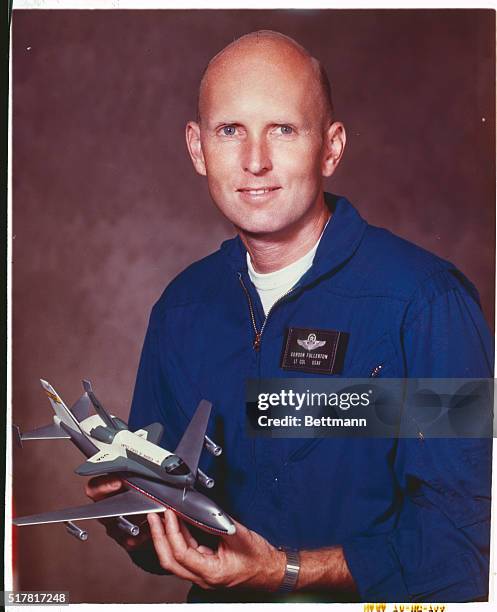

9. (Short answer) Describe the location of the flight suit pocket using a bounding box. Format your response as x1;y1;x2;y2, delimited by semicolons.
403;552;482;602
418;438;492;529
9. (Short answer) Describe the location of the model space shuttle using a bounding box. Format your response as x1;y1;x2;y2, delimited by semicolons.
13;379;235;541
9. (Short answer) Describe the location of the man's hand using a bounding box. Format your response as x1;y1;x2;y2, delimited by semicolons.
147;510;286;591
148;510;357;594
84;475;151;552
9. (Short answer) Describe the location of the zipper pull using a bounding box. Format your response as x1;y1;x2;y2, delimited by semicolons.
253;332;261;351
370;364;383;377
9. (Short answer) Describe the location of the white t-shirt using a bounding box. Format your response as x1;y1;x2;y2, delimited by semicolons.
247;230;325;316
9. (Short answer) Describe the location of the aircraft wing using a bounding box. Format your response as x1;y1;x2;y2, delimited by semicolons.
174;400;212;474
13;490;165;526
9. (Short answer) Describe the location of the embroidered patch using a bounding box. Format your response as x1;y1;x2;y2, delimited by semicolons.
280;327;349;374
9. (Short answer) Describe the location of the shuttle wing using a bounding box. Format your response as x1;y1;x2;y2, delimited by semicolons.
74;450;171;481
138;422;164;445
13;490;165;526
74;449;126;477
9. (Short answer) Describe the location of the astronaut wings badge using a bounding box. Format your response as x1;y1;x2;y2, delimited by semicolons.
297;333;327;351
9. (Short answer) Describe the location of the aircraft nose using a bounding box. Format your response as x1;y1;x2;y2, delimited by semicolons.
210;509;236;534
221;515;236;535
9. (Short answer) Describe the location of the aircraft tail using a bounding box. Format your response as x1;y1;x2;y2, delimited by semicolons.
39;379;83;434
175;400;212;474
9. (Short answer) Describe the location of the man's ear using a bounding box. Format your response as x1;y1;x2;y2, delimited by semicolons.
185;121;207;176
322;121;346;178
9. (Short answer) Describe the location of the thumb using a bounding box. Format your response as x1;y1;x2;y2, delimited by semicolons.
220;519;252;548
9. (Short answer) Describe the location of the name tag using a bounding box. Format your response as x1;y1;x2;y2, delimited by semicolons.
280;327;349;374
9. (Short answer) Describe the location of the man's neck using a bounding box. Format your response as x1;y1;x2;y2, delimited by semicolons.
239;202;331;274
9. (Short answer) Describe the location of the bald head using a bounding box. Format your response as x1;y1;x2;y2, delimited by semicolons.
197;30;334;127
185;29;346;243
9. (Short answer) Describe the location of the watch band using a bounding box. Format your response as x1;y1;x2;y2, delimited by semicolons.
277;548;300;593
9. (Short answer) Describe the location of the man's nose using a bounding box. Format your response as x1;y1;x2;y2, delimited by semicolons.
242;136;272;175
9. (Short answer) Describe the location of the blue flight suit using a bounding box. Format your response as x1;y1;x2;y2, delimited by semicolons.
128;193;492;602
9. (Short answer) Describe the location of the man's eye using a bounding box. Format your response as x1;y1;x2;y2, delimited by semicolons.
221;125;237;136
276;125;294;136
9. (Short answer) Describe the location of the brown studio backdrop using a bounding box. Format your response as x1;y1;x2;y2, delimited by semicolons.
12;9;495;603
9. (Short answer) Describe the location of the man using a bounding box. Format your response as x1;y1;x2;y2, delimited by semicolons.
86;31;492;602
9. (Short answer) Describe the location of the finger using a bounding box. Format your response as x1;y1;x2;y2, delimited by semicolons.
219;518;251;548
164;509;195;556
85;476;123;501
172;514;214;554
147;513;212;588
152;513;212;552
149;513;212;587
163;510;217;575
179;520;199;548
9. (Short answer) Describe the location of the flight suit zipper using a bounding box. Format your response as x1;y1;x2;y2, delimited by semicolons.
238;273;297;351
370;364;383;377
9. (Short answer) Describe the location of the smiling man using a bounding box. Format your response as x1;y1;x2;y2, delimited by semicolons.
86;31;492;602
186;32;343;266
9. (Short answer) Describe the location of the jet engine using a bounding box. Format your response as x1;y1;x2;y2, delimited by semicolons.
65;521;88;541
204;435;222;456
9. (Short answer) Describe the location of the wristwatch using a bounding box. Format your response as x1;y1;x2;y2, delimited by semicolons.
277;547;301;593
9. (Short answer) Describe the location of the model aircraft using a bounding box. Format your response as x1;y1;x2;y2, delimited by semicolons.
13;379;236;541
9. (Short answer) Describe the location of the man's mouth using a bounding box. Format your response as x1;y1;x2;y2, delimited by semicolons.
236;187;281;196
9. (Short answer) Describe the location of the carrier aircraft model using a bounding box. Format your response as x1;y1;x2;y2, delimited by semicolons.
13;379;236;540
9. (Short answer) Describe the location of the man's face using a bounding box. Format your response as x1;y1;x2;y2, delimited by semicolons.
188;47;336;237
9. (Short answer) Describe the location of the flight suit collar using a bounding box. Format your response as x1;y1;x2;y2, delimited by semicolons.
221;193;368;286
